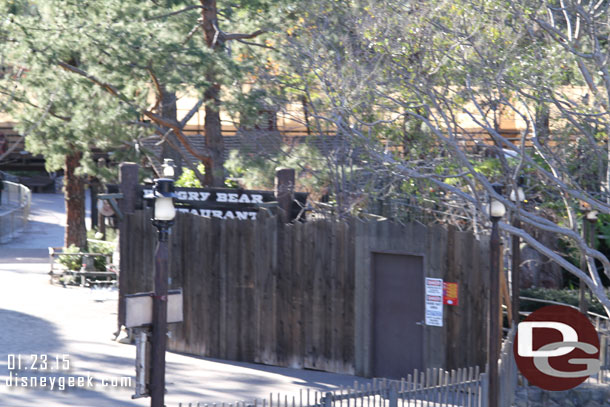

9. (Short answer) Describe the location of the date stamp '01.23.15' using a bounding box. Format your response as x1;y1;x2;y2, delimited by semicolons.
4;354;132;391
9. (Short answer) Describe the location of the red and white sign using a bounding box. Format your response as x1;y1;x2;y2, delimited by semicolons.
425;278;443;327
443;282;458;306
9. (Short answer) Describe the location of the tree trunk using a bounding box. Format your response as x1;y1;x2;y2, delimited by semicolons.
64;151;87;249
203;82;224;186
160;89;183;179
606;122;610;204
201;0;225;187
535;102;550;143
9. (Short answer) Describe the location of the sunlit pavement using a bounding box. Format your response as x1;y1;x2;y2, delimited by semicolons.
0;193;368;407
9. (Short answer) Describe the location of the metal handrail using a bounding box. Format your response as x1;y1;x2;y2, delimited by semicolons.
519;295;609;320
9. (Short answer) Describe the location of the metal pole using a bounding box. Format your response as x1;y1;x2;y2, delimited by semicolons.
150;225;169;407
511;216;520;325
489;217;500;407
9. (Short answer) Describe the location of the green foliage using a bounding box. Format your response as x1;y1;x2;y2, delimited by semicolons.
473;158;501;178
225;144;330;195
87;239;115;271
175;164;206;188
225;149;275;189
57;245;83;271
520;287;606;316
57;240;114;271
175;163;240;188
87;227;118;244
1;0;286;173
597;214;610;249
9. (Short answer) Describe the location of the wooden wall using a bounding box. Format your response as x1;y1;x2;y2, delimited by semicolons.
121;211;490;376
352;222;490;376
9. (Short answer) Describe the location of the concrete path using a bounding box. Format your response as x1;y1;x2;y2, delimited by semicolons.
0;193;369;407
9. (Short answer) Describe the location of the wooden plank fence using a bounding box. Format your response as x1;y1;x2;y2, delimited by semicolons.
121;211;491;375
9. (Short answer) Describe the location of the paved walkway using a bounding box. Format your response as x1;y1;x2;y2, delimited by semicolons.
0;193;369;407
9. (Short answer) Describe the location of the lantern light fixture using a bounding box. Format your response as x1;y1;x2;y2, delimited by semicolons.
489;183;506;219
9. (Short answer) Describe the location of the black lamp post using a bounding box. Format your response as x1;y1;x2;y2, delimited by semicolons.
509;177;525;325
488;183;505;407
150;177;176;407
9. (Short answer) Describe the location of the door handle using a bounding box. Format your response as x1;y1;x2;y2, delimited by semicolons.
415;321;425;326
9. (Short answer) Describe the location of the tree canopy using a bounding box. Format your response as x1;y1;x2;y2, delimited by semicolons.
269;0;610;312
0;0;289;246
3;0;610;312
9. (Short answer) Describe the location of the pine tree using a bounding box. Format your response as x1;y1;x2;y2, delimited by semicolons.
1;0;286;245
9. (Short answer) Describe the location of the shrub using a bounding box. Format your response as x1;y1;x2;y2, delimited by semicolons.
520;287;606;315
88;239;115;271
57;244;83;271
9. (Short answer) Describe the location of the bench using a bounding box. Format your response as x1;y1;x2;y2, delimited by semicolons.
48;247;117;287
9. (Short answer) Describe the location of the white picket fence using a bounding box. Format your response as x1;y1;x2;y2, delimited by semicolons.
177;326;527;407
178;367;486;407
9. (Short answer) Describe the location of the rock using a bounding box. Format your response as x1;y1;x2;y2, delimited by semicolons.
528;387;543;402
514;398;528;407
574;388;594;405
520;244;542;288
562;399;576;407
591;387;606;403
550;390;570;403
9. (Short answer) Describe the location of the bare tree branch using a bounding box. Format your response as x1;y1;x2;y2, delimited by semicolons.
224;29;266;41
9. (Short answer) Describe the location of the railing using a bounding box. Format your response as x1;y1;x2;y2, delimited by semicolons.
498;327;518;407
0;181;31;243
178;367;485;407
590;317;610;384
519;296;609;321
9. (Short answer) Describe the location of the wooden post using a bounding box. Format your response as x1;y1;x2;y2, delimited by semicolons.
511;217;520;324
499;242;512;327
118;163;139;328
488;217;501;407
587;217;596;313
99;210;106;240
580;219;588;314
90;177;99;230
275;168;295;223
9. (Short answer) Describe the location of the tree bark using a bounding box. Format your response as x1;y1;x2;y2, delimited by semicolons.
535;102;550;143
64;150;87;249
201;0;225;187
203;82;224;186
160;89;183;179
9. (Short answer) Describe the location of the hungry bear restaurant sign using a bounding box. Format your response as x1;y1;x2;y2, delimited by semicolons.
141;186;307;221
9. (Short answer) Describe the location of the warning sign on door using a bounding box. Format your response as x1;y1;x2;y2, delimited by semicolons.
425;278;443;327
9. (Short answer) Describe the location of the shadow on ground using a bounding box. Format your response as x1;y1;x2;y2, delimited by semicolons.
0;309;63;358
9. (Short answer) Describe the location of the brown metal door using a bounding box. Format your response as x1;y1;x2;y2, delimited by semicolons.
373;253;424;379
